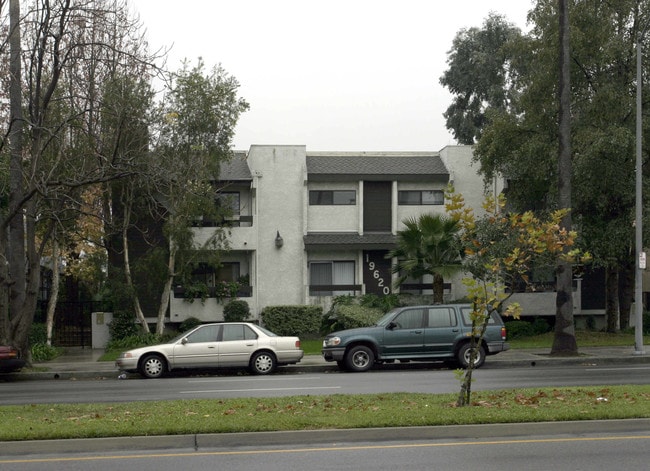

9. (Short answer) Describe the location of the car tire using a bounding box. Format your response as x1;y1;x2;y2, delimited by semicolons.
250;351;276;375
457;343;486;369
344;345;375;372
139;354;166;379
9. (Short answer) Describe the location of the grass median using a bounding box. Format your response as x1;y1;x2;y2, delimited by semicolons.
2;385;650;441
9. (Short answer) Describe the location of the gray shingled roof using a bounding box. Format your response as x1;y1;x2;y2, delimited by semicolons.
306;153;449;182
304;232;397;250
219;152;252;181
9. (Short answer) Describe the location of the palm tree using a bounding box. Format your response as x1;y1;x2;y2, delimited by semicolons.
388;214;463;303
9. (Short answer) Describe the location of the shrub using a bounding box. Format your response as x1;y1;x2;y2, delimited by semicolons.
331;304;383;331
179;317;202;333
30;343;62;362
261;305;323;337
531;317;551;335
359;293;401;311
504;320;534;339
29;323;48;345
108;310;140;341
106;333;170;351
224;299;250;322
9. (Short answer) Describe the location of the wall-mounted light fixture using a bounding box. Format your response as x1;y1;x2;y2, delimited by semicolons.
275;230;284;248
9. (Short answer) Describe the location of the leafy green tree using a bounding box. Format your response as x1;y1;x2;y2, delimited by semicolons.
388;214;463;304
439;13;523;144
148;59;249;334
442;0;650;342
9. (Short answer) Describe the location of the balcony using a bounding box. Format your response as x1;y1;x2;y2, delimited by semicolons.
191;215;256;250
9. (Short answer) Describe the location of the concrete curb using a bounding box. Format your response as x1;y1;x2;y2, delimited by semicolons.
3;418;650;456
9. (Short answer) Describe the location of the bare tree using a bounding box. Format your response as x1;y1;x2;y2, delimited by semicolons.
1;0;159;359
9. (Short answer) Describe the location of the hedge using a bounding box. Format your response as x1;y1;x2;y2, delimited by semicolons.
260;305;323;337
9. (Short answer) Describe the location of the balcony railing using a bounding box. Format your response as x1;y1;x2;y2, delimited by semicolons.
192;215;254;227
173;285;253;299
309;284;363;296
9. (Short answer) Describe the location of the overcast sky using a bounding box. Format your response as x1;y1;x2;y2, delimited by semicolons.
134;0;533;152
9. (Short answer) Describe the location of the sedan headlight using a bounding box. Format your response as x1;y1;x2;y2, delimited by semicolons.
323;337;341;347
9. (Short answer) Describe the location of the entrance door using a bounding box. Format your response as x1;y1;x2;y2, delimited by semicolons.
363;181;391;232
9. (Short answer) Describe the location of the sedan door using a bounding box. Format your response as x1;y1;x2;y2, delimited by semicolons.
171;324;222;368
217;324;259;367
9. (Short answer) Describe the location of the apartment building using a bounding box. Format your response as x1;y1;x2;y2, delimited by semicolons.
169;144;609;326
168;144;497;322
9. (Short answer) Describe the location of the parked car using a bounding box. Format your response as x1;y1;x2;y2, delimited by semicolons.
116;322;303;379
322;304;509;372
0;345;26;373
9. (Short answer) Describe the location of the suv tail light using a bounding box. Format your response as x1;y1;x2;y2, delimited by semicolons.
501;326;507;340
295;340;301;348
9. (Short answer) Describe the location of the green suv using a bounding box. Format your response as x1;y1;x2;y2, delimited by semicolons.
322;304;509;372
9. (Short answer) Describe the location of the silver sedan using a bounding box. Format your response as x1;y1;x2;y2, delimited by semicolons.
116;322;304;378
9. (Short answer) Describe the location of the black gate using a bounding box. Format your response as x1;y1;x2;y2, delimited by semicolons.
36;301;97;347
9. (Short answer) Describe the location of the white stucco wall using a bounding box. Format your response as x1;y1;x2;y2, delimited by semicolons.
439;145;504;217
307;181;359;232
247;145;306;309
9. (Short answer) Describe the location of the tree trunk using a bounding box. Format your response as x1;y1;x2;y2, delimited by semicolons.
551;0;578;356
122;192;149;334
156;244;176;335
605;265;619;332
618;260;634;330
7;0;27;357
46;238;61;346
432;274;444;304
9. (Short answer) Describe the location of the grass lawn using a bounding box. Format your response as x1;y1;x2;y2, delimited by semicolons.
2;385;649;441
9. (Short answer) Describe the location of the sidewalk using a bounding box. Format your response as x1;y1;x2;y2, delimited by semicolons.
19;344;650;380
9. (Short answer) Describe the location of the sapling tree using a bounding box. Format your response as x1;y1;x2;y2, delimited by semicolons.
446;187;589;406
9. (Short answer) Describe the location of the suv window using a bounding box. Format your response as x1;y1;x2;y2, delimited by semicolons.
459;306;498;326
393;309;425;329
426;307;457;328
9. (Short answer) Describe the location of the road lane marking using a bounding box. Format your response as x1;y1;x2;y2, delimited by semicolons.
187;376;322;383
4;435;650;464
180;386;341;394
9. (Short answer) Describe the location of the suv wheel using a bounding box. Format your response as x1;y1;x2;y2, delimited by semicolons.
344;345;375;372
457;343;486;369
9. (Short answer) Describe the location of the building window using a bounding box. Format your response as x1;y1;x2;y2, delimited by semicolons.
191;262;241;286
398;190;444;205
216;192;240;215
309;261;355;296
309;190;356;205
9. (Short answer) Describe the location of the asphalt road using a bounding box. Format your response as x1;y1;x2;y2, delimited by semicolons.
3;421;650;470
2;363;650;405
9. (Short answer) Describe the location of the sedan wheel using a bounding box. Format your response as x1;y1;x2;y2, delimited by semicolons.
457;343;486;369
140;354;166;379
250;351;276;375
344;345;375;372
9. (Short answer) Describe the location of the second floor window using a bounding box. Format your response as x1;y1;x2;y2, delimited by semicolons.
398;190;444;205
309;190;356;205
